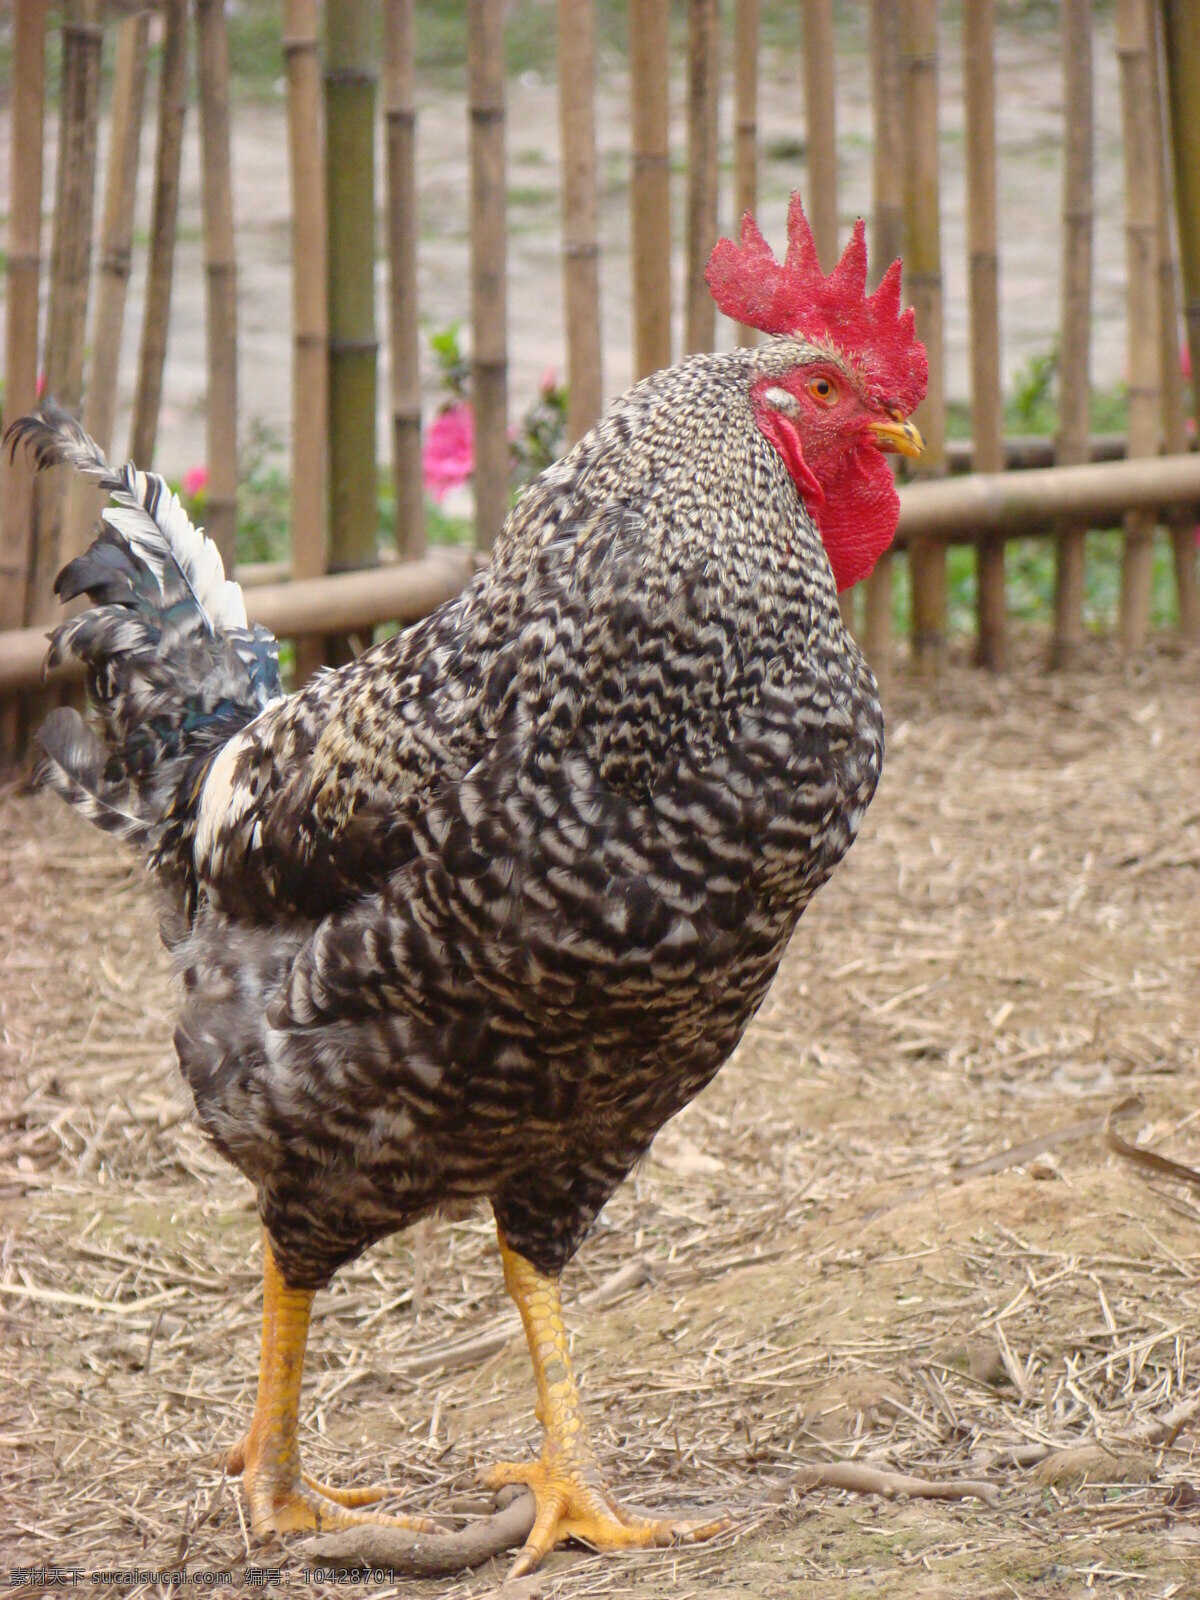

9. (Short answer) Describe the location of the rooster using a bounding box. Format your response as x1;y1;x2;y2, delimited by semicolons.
9;198;925;1576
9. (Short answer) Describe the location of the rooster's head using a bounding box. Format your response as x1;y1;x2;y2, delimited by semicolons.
706;195;928;591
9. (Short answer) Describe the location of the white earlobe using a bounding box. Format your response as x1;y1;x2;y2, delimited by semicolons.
762;386;800;416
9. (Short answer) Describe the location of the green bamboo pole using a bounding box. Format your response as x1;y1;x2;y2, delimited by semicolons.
963;0;1006;671
1052;0;1093;669
385;0;425;558
325;1;380;620
899;0;946;676
0;0;49;764
630;0;671;378
468;0;508;553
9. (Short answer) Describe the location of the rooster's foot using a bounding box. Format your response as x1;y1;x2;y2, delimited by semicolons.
484;1455;728;1577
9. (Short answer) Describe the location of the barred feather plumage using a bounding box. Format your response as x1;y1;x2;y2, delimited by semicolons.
5;405;282;878
12;335;895;1288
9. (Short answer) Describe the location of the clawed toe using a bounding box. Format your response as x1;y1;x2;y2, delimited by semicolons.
484;1456;730;1577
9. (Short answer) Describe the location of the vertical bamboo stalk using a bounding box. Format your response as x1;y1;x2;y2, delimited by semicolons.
630;0;671;378
29;0;103;622
802;0;837;268
684;0;719;355
63;10;150;571
195;0;238;572
733;0;759;347
384;0;425;559
558;0;603;442
129;0;188;467
0;0;48;763
81;11;149;457
1116;0;1161;654
1162;0;1200;442
285;0;328;681
899;0;946;676
1052;0;1093;668
325;3;379;596
802;0;853;628
863;0;904;696
469;0;508;553
1151;8;1199;637
963;0;1006;671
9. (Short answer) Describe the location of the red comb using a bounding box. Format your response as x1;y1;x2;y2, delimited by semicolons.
705;194;927;413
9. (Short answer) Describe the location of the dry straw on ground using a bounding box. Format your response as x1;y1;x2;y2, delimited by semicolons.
2;640;1199;1597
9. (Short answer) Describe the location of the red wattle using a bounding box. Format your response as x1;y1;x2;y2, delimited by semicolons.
758;411;824;511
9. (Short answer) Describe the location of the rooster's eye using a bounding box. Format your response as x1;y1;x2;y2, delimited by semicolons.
807;376;838;406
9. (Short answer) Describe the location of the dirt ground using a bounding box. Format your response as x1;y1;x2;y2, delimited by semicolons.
2;639;1199;1598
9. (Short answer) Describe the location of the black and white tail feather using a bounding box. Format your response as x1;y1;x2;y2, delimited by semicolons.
5;403;283;873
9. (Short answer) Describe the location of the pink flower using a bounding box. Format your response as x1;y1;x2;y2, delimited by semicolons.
423;402;475;501
539;366;558;398
35;370;47;400
181;464;209;500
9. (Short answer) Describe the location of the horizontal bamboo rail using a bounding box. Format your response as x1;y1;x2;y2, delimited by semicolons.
0;551;477;694
7;442;1197;697
894;450;1200;545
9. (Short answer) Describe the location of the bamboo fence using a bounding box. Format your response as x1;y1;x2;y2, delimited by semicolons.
1;5;1199;759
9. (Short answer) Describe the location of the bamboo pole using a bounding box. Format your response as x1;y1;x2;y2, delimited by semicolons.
28;0;103;623
801;0;852;628
963;0;1006;670
630;0;671;379
899;0;946;675
0;0;49;763
1115;0;1161;653
468;0;508;552
129;0;188;467
802;0;837;268
1150;8;1199;636
684;0;719;355
862;0;904;696
733;0;759;347
558;0;603;442
1162;1;1200;441
284;0;328;682
195;0;238;572
62;9;150;572
384;0;425;559
1052;0;1093;668
81;11;149;459
325;2;379;603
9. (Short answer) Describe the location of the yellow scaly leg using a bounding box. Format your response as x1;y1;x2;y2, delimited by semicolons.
484;1227;730;1578
225;1232;438;1535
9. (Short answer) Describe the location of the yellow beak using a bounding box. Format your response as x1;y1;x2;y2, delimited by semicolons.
869;414;925;459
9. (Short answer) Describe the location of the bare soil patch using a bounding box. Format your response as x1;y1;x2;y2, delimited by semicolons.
3;641;1200;1598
